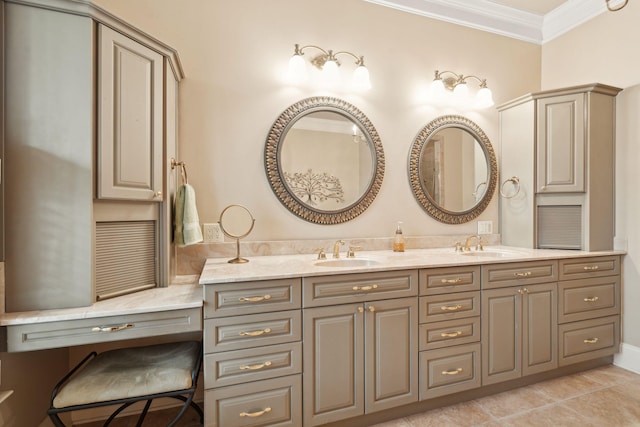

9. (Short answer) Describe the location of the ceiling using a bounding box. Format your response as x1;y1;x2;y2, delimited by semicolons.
365;0;626;44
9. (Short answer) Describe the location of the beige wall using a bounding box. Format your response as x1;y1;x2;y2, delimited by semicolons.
94;0;540;240
542;3;640;348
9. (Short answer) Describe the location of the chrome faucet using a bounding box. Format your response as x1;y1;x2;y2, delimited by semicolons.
464;235;485;251
333;240;345;258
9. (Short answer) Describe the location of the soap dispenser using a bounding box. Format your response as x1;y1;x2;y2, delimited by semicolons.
393;221;405;252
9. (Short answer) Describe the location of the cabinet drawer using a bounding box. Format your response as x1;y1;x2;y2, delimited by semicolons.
204;342;301;389
204;310;301;353
419;343;481;400
204;278;301;319
419;266;480;295
205;374;301;427
303;270;418;307
419;317;480;351
559;256;620;280
559;315;619;367
6;308;202;352
559;276;620;323
419;292;480;323
482;260;558;289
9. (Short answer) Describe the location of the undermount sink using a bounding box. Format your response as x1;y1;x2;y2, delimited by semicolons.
461;250;518;258
314;258;381;268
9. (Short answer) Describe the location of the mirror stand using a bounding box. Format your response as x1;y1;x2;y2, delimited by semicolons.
218;204;256;264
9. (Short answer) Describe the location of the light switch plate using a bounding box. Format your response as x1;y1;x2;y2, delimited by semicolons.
203;223;224;243
477;220;493;235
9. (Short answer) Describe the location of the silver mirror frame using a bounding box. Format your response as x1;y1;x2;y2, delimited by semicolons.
408;115;497;224
265;97;385;224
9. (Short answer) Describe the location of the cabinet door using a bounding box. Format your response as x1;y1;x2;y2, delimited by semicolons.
98;25;164;201
537;93;585;193
522;282;557;376
303;304;364;426
481;287;521;385
365;298;418;413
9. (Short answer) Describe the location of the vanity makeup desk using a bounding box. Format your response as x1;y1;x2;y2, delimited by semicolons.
0;284;202;352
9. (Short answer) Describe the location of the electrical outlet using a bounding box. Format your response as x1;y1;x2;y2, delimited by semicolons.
203;223;224;243
477;220;493;235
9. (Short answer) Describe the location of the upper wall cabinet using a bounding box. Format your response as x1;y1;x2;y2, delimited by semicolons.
536;93;585;193
2;0;183;311
499;84;621;251
98;25;164;201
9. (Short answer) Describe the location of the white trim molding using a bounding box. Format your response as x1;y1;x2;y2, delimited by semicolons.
365;0;619;45
614;342;640;374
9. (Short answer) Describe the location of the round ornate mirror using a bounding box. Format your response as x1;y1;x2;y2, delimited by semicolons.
408;115;497;224
265;97;384;225
219;204;255;263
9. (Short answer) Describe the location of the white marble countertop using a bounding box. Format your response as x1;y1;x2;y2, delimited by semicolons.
0;284;203;326
199;245;625;285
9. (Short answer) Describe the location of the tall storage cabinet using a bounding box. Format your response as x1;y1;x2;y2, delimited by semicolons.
1;0;183;311
499;84;621;251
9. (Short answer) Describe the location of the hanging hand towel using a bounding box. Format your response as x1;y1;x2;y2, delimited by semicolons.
174;184;203;246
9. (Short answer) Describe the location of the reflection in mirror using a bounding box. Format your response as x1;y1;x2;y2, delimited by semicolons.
265;97;384;224
409;115;497;224
219;204;255;264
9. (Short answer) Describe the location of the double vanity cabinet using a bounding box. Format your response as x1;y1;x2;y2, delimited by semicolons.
200;250;621;427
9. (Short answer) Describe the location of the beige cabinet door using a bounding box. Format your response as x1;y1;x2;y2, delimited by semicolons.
536;93;585;193
482;287;521;385
98;24;164;201
365;298;418;413
303;303;364;426
522;282;557;376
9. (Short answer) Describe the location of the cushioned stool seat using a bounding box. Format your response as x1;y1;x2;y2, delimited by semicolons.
48;341;203;427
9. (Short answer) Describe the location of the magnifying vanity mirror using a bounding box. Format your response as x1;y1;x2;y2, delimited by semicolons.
408;115;497;224
219;204;256;263
265;97;384;224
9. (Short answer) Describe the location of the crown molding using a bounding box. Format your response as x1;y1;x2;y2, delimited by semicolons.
365;0;620;45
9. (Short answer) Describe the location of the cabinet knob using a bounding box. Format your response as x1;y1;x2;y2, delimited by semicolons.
368;306;376;312
154;191;163;199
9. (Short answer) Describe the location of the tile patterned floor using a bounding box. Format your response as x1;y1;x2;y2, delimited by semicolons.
372;365;640;427
77;365;640;427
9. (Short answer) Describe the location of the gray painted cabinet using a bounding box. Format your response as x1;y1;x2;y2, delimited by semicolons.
303;297;418;426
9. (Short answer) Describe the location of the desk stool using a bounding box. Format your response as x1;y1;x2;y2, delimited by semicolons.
47;340;203;426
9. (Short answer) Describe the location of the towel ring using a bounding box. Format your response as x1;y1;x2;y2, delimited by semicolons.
500;176;521;199
171;158;189;185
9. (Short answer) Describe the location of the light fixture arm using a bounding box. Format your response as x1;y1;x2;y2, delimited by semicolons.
606;0;628;11
434;70;488;89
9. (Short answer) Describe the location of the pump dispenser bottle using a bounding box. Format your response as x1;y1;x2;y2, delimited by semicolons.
393;221;405;252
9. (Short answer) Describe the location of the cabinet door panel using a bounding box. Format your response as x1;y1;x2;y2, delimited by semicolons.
303;304;364;426
365;298;418;413
98;25;163;201
482;288;520;385
537;93;585;193
523;283;557;376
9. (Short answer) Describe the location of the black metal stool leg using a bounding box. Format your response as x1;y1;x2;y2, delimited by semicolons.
135;400;153;427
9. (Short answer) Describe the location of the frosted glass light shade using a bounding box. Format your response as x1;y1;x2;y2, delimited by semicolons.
352;65;371;90
321;59;340;87
475;87;494;109
287;54;307;84
452;82;469;105
428;79;446;103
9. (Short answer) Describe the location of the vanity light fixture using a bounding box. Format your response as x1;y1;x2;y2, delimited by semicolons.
427;70;494;109
606;0;628;11
287;44;371;90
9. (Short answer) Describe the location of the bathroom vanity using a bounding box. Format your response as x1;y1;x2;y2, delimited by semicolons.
199;247;621;427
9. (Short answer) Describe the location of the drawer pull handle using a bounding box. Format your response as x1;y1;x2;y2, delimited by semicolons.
514;271;532;277
584;338;599;344
441;278;462;284
442;368;463;375
238;295;272;303
584;296;600;302
441;331;463;338
583;265;600;271
352;284;378;291
91;323;134;333
441;304;463;311
239;361;272;371
239;407;272;418
239;328;272;337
